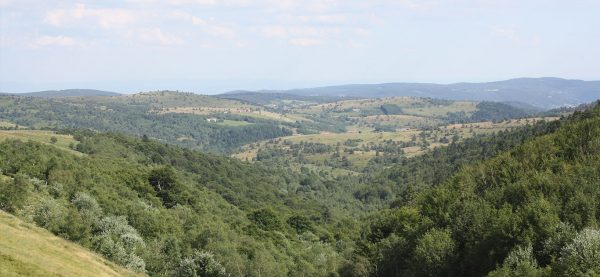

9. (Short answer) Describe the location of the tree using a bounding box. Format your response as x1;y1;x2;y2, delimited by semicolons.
248;208;282;231
0;174;30;212
148;166;181;207
287;214;314;233
555;228;600;276
488;244;545;277
413;228;456;276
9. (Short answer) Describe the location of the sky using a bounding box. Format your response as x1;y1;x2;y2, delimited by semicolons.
1;0;599;94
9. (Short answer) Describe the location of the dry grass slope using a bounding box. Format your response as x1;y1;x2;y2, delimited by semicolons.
0;211;140;277
0;130;82;156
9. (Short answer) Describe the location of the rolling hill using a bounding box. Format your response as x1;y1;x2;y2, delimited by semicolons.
230;77;600;109
3;89;121;98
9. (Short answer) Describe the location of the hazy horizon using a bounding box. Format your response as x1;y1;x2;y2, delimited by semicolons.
2;76;600;95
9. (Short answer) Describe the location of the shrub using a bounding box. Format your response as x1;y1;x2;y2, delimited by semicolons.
0;174;31;212
176;250;228;277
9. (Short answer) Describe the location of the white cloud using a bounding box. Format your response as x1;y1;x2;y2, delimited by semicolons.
30;35;76;47
262;26;288;38
261;25;339;38
261;25;339;45
289;38;322;46
44;4;136;29
266;0;341;13
138;28;184;45
171;11;236;39
277;14;349;24
492;27;541;46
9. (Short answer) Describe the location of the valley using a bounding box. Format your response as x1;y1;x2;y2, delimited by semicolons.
0;89;597;277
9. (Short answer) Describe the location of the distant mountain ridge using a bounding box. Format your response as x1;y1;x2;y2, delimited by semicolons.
3;89;120;98
225;77;600;109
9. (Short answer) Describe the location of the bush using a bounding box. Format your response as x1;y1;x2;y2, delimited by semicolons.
92;215;146;273
32;197;66;233
71;192;102;223
0;174;31;212
176;250;228;277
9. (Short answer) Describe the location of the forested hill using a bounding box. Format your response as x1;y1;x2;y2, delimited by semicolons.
0;129;353;276
0;91;538;154
219;91;352;105
358;117;562;206
239;77;600;109
349;102;600;276
0;92;293;153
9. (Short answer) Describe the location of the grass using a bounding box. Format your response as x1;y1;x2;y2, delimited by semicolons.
0;120;23;129
217;120;254;127
403;101;478;117
0;130;81;156
161;106;303;122
0;211;139;277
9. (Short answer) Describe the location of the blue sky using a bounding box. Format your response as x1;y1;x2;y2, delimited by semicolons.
1;0;599;93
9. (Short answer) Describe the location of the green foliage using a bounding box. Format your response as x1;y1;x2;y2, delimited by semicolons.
148;166;182;207
0;95;292;153
0;132;347;276
248;208;282;231
413;228;455;276
0;91;598;276
176;250;228;277
92;216;146;272
374;118;560;206
287;214;314;233
488;244;545;277
354;103;600;276
470;101;530;122
380;104;403;115
0;174;30;212
555;228;600;276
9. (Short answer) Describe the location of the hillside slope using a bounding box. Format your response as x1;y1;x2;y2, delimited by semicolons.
350;102;600;276
0;211;137;277
0;131;348;276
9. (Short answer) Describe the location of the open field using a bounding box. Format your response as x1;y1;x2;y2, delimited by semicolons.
217;119;254;126
0;130;81;155
0;211;138;277
233;116;560;173
160;106;303;122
